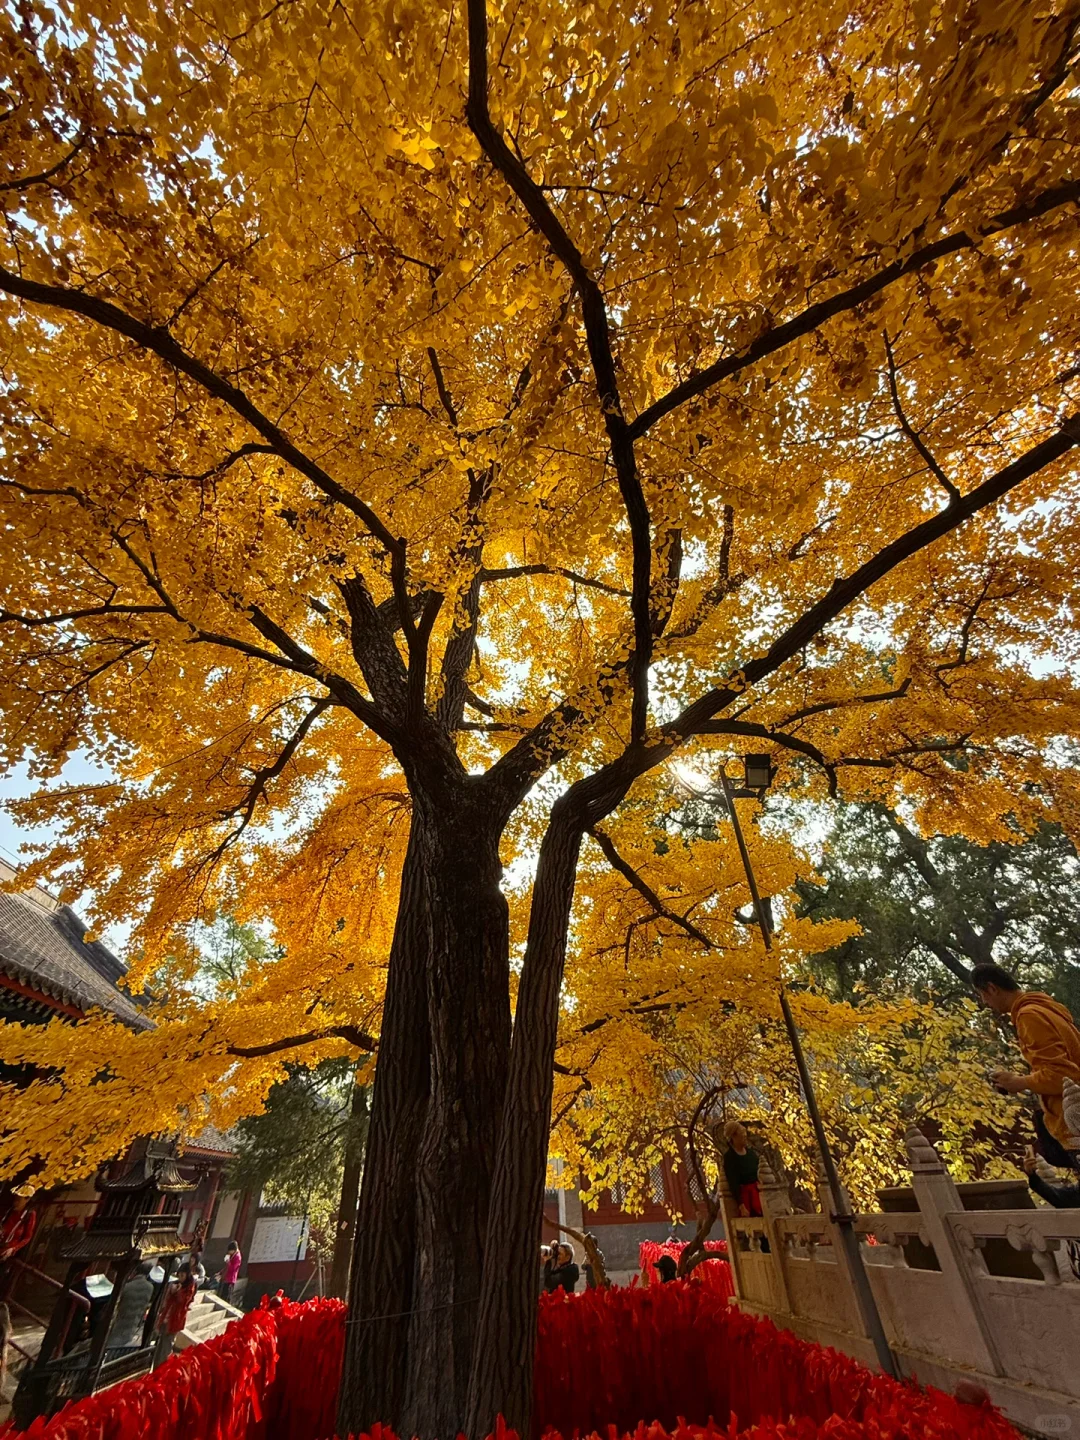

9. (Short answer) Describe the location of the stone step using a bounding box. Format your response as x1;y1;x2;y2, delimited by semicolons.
172;1292;244;1353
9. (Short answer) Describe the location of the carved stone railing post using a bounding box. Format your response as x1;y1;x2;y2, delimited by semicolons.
757;1158;794;1313
905;1126;1004;1376
716;1166;748;1302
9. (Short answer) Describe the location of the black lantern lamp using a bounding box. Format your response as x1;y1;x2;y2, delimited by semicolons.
726;753;773;799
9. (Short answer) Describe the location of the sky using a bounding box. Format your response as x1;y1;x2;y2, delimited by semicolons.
1;751;131;951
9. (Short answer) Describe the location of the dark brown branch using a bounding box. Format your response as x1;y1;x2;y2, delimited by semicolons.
245;604;395;740
697;718;838;794
883;332;961;502
426;347;459;427
665;507;743;640
630;178;1080;439
0;264;402;556
587;825;715;949
226;697;331;832
937;567;998;675
466;0;653;738
0;131;90;192
409;589;444;723
227;1023;377;1058
650;527;683;638
779;677;911;728
479;564;631;598
668;411;1080;746
0;602;169;626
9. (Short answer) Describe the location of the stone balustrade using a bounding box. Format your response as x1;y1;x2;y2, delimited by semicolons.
719;1129;1080;1439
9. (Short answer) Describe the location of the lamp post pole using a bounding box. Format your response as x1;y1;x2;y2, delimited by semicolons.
715;765;901;1380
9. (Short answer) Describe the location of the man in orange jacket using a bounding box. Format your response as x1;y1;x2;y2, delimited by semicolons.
973;963;1080;1170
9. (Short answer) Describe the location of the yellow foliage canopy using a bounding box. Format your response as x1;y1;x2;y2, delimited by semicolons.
0;0;1078;1202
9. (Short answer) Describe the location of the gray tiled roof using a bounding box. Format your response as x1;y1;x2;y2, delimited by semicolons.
0;887;148;1028
185;1124;236;1156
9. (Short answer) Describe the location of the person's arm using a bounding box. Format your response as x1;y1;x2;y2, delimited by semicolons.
1029;1169;1080;1208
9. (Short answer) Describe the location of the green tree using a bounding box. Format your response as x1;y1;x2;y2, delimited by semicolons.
227;1058;370;1278
798;804;1080;1009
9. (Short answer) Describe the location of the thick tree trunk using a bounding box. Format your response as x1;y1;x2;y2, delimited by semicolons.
465;802;584;1437
328;1073;369;1298
340;814;431;1433
339;785;511;1440
402;787;510;1438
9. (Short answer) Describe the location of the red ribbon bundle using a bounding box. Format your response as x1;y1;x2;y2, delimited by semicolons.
1;1284;1021;1440
262;1294;346;1440
531;1282;1019;1440
637;1243;732;1299
0;1306;278;1440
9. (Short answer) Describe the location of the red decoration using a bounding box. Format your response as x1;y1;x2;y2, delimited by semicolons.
637;1242;731;1294
1;1284;1020;1440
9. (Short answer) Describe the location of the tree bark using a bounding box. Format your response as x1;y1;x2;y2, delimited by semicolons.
465;800;584;1437
339;813;431;1434
328;1072;370;1299
402;786;511;1439
339;785;511;1440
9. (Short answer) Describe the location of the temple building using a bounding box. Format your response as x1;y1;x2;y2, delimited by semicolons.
0;861;238;1416
0;857;147;1036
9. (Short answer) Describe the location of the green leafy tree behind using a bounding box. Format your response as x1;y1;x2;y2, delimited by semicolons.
798;804;1080;1010
227;1057;369;1242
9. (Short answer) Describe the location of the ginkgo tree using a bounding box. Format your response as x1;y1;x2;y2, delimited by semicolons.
1;0;1080;1433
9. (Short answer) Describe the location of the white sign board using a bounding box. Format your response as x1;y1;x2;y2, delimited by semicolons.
249;1215;309;1265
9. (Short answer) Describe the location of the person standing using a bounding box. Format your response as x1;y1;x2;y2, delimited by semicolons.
722;1120;762;1217
0;1193;37;1300
188;1249;207;1288
542;1243;579;1293
655;1254;678;1283
722;1120;771;1253
973;964;1080;1169
153;1262;198;1368
111;1262;155;1347
217;1240;242;1302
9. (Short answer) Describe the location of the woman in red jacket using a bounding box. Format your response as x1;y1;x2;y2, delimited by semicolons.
153;1262;198;1369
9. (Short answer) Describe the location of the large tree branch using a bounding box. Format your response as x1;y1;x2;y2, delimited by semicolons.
779;677;912;728
244;603;399;742
666;412;1080;746
479;564;630;598
466;0;653;738
880;807;992;965
494;413;1079;818
883;331;961;503
919;934;975;986
227;1023;377;1058
0;264;403;560
697;719;831;774
629;179;1080;439
587;825;715;949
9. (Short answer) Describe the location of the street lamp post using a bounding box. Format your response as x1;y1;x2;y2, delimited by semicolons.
682;758;900;1380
